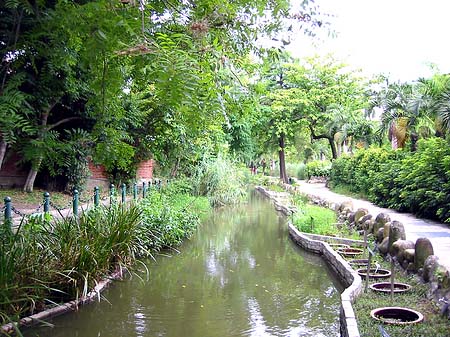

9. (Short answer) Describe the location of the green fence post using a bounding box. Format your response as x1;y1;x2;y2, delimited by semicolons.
110;184;115;205
121;183;126;203
73;190;79;218
94;186;99;207
133;183;137;200
4;196;12;225
43;192;50;214
142;181;146;198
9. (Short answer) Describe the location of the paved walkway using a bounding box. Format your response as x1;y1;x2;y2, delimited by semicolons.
296;181;450;271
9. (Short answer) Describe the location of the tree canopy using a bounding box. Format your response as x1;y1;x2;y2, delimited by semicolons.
1;0;449;191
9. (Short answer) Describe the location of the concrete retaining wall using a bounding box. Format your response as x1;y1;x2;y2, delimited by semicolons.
289;225;362;337
256;185;362;337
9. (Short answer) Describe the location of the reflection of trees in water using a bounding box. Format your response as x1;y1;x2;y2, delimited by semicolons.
29;194;340;337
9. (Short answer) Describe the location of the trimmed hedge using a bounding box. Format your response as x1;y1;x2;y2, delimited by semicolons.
329;138;450;223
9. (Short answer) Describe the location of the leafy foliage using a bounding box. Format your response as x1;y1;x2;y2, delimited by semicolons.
305;160;331;179
330;138;450;223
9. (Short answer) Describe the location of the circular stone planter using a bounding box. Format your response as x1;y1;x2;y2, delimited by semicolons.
369;282;411;293
348;259;370;267
337;247;364;257
357;268;391;279
370;307;423;325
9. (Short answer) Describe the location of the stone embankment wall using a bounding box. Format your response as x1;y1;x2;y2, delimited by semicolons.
256;186;362;337
258;181;450;335
274;181;450;319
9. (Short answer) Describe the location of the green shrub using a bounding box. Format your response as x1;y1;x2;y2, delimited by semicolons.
285;162;307;180
329;154;354;188
305;160;331;179
140;189;210;249
395;138;450;221
330;138;450;223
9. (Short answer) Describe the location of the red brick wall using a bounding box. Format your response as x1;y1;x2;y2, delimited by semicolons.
86;159;109;190
88;160;108;179
136;159;153;180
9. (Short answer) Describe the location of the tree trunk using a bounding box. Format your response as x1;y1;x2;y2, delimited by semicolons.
410;132;418;152
278;133;288;184
23;157;42;192
0;139;7;170
309;125;338;160
170;157;180;178
328;137;338;160
23;109;51;192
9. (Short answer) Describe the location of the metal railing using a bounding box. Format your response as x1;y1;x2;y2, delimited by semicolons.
2;179;166;226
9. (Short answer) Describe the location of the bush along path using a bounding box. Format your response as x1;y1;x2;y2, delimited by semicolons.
0;183;210;335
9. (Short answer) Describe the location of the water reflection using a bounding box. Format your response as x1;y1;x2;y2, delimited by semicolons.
25;192;341;337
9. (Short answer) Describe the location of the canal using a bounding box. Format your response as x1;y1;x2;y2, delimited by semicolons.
25;192;342;337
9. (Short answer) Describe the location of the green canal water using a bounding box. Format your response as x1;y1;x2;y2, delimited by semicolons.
25;192;342;337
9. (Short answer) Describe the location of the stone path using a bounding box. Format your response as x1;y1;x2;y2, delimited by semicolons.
296;181;450;271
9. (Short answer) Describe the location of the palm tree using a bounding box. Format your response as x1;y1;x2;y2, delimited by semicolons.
415;74;450;136
372;74;450;151
324;103;375;157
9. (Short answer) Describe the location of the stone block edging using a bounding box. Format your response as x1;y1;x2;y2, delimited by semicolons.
303;233;364;247
1;269;125;334
256;186;362;337
289;224;362;337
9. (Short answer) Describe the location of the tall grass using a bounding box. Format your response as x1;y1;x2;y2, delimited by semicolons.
191;154;246;207
0;186;210;327
0;222;49;324
140;189;209;249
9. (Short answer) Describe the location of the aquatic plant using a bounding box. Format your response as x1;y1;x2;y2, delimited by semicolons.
191;154;246;207
0;186;210;327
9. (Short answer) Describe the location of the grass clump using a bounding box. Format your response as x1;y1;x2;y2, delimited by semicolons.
191;154;246;207
292;203;338;235
285;162;307;180
0;184;210;328
290;194;360;239
140;189;210;249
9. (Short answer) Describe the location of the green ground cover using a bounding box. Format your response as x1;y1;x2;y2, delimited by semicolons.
290;194;360;239
352;258;449;337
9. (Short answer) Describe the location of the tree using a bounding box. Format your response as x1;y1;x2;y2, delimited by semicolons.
1;0;325;190
283;56;369;160
256;50;306;183
370;74;450;152
257;54;369;177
